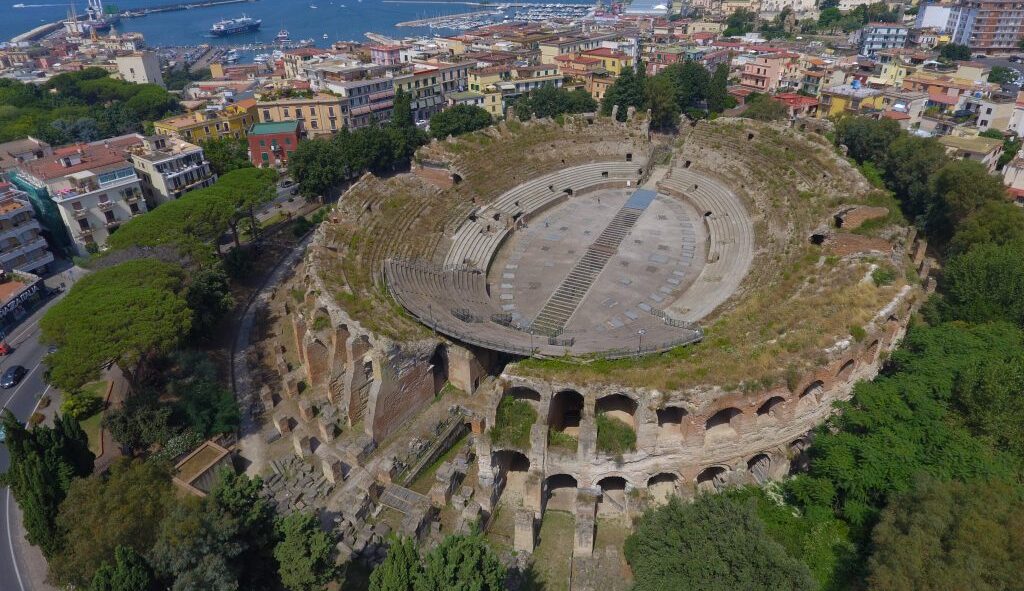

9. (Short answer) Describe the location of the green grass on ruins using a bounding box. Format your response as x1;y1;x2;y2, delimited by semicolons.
513;120;914;395
596;414;636;456
489;397;536;449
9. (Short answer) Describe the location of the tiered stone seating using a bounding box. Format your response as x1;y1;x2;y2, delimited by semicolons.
659;169;754;321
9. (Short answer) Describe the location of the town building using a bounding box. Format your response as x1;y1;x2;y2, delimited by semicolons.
115;51;164;87
128;135;216;205
939;134;1004;172
0;137;52;174
0;182;54;274
154;100;259;142
248;121;302;169
9;137;147;256
818;82;884;117
0;269;47;334
538;34;614;65
947;0;1024;53
859;23;910;56
740;53;799;93
256;91;347;136
580;48;633;76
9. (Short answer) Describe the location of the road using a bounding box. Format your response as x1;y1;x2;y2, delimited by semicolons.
0;272;78;591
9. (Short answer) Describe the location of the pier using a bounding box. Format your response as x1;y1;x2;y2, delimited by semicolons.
396;9;500;27
119;0;257;18
10;20;63;43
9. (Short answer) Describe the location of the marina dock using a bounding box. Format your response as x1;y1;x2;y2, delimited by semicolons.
119;0;256;18
396;10;500;27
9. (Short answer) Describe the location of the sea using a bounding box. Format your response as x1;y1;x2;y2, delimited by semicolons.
3;0;591;48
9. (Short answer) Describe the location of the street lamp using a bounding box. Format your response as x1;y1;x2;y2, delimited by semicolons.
637;328;646;354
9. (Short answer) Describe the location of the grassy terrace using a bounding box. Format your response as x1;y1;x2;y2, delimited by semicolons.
316;117;646;341
512;120;914;394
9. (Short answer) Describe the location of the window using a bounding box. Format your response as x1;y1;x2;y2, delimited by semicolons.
98;194;109;203
285;138;292;145
104;211;115;223
295;108;303;117
263;109;271;120
311;120;318;129
72;201;83;211
261;152;269;163
283;108;290;117
259;139;266;147
328;106;335;116
78;219;90;230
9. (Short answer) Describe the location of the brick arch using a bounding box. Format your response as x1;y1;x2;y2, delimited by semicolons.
543;473;579;512
836;358;856;381
704;407;742;439
646;472;679;504
756;396;786;417
746;453;772;484
595;393;639;431
799;380;825;402
695;465;731;492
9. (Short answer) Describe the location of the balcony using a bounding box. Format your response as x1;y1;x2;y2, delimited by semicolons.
105;219;122;230
126;194;141;205
97;201;114;212
73;209;89;220
76;227;93;239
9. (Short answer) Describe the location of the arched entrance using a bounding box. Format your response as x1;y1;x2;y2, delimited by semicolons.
656;406;687;440
544;474;578;512
596;394;638;430
492;449;530;498
696;466;729;493
704;407;742;441
596;476;628;516
756;396;785;418
647;473;678;504
549;390;584;437
747;453;771;484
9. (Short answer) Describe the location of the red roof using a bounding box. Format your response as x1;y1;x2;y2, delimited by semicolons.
881;110;911;120
773;93;818;108
583;47;628;59
928;91;959;106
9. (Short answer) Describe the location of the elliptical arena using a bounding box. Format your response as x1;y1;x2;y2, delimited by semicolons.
253;112;929;579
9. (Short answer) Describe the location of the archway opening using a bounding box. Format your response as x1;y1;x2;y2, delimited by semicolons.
549;390;584;437
596;394;637;430
647;473;678;504
789;438;810;473
696;466;728;493
867;340;880;357
800;380;824;402
597;476;627;516
756;396;785;417
493;449;530;498
704;407;741;440
430;344;448;393
837;359;856;380
656;406;687;440
508;386;541;405
747;453;771;484
544;474;578;512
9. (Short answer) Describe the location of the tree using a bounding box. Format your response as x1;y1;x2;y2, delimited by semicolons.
988;65;1017;85
741;94;788;121
0;411;94;557
416;533;505;591
646;74;680;130
867;478;1024;590
624;495;815;591
40;259;192;390
174;377;240;437
938;43;972;61
210;471;281;591
370;536;422;591
937;241;1024;326
149;497;245;591
49;459;173;588
202;136;252;176
952;351;1024;456
834;117;901;164
429;104;493;139
949;200;1024;255
881;135;948;219
724;8;756;36
706;63;731;113
927;159;1008;240
601;65;646;121
274;512;341;591
89;545;156;591
102;399;174;455
185;266;234;339
514;85;597;119
288;138;343;200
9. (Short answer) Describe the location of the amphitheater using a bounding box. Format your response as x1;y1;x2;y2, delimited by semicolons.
277;112;930;564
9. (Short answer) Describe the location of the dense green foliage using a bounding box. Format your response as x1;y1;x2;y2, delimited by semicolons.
0;68;179;144
287;94;427;198
89;545;156;591
489;397;537;449
274;512;341;591
201;136;253;175
429;104;493;139
595;413;636;455
40;259;192;391
866;478;1024;590
601;59;729;127
513;85;598;120
0;411;94;557
624;495;816;591
938;43;972;61
370;536;421;591
371;534;504;591
741;93;788;121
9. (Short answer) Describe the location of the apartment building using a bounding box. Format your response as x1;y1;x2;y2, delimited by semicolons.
392;61;469;123
580;48;633;75
817;82;885;117
939;134;1004;172
10;137;147;256
859;23;910;56
129;135;216;205
948;0;1024;52
538;33;615;65
740;53;800;93
154;100;259;142
256;92;347;136
248;121;302;169
0;182;53;275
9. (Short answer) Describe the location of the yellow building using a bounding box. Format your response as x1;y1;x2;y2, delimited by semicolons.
817;84;884;118
538;34;609;65
469;66;510;92
580;48;633;76
255;91;347;136
153;99;258;142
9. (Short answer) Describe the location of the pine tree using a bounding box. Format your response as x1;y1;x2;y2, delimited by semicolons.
415;533;505;591
707;62;731;113
88;545;155;591
0;410;94;556
601;65;647;121
274;511;340;591
369;536;422;591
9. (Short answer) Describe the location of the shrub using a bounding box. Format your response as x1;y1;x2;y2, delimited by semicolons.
60;390;104;420
547;428;578;452
871;266;897;287
849;325;867;342
489;397;537;449
596;413;637;455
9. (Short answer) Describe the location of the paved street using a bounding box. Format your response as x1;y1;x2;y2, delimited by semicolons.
0;269;79;591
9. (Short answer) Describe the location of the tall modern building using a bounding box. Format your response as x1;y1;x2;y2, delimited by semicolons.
948;0;1024;53
128;135;216;205
0;182;53;275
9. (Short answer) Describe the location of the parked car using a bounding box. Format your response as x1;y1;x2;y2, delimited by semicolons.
1;365;27;389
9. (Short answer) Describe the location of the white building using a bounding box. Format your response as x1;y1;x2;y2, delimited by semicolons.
129;135;216;205
915;3;954;32
0;182;53;274
115;51;164;88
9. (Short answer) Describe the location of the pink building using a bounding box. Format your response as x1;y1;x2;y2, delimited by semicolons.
370;45;405;66
739;52;799;93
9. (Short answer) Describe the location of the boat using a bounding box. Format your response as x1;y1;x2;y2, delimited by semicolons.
253;53;270;63
275;28;290;41
210;15;262;36
224;48;239;63
322;33;329;39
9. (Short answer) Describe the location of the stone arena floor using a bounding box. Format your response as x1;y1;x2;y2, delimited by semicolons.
487;187;707;353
